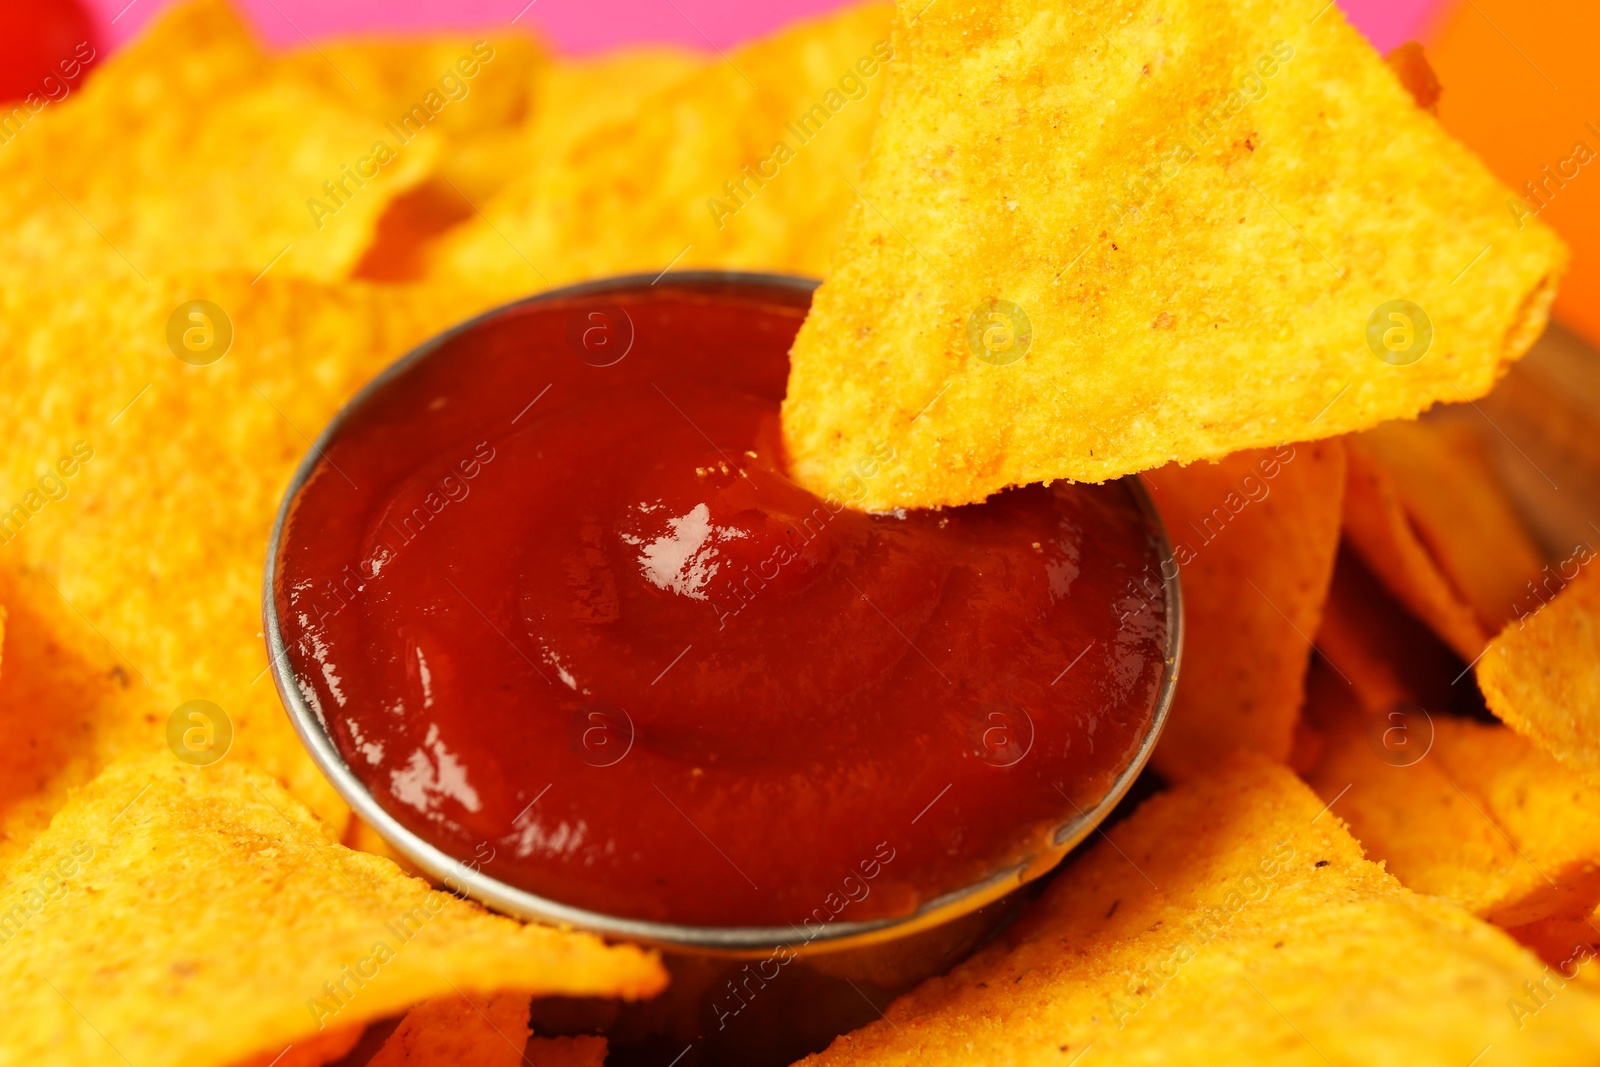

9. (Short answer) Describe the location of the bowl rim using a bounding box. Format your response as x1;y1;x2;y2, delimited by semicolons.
261;269;1183;956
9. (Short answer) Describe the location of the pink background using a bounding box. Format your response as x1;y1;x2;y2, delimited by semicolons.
84;0;1447;57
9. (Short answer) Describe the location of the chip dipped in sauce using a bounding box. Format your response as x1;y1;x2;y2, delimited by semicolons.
269;275;1177;931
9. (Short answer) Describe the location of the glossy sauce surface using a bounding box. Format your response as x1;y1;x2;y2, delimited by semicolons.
274;279;1172;927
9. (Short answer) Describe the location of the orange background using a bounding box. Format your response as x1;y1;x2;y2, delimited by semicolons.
1426;0;1600;347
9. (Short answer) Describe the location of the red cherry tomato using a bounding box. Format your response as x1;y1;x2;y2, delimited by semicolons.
0;0;99;108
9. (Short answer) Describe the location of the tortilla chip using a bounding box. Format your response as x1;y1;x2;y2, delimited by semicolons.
1478;561;1600;785
368;992;531;1067
426;4;892;297
1314;545;1467;715
0;756;663;1067
344;816;419;877
1343;417;1546;660
1507;908;1600;981
803;753;1600;1065
523;1036;609;1067
285;35;546;206
0;566;154;870
365;46;702;286
781;0;1567;510
0;0;439;285
535;47;706;158
0;273;492;837
1305;696;1600;926
1146;440;1344;780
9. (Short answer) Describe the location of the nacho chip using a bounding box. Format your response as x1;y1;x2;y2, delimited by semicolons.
0;566;154;870
1507;907;1600;981
781;0;1566;509
1305;696;1600;926
427;4;892;297
368;992;531;1067
1146;440;1344;780
535;46;706;160
364;46;703;285
0;272;493;835
0;756;663;1067
803;753;1600;1066
284;35;546;206
1315;545;1466;714
0;0;439;285
1478;562;1600;785
1344;417;1546;660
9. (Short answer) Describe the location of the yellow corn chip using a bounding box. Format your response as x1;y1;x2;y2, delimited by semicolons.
1315;546;1465;714
803;753;1600;1066
1478;562;1600;785
359;46;702;284
0;0;439;285
0;566;154;870
0;273;494;838
0;756;662;1067
781;0;1566;509
427;4;892;297
1344;418;1546;660
1305;703;1600;926
535;46;706;159
1507;908;1600;982
368;992;531;1067
1146;440;1344;780
284;35;546;205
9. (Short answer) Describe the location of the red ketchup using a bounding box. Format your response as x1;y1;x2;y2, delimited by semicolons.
273;277;1172;928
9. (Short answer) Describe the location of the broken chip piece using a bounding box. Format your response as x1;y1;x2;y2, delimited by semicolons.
781;0;1567;509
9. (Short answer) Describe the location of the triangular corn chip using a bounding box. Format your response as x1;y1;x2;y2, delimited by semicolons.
781;0;1566;509
0;0;439;284
1305;690;1600;926
803;754;1600;1065
0;756;663;1067
0;273;494;840
0;567;154;870
1146;440;1344;779
426;3;892;297
1478;562;1600;785
1344;417;1545;660
1314;546;1466;714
